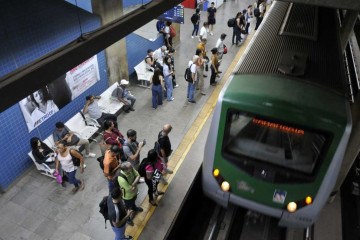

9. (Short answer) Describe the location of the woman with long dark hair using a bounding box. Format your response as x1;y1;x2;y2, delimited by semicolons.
150;68;165;109
144;149;164;206
30;137;56;164
163;56;174;101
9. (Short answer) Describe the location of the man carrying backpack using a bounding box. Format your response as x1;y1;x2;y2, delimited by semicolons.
117;162;143;226
107;188;133;240
191;8;201;39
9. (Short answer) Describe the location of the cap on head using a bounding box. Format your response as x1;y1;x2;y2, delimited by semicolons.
120;79;129;85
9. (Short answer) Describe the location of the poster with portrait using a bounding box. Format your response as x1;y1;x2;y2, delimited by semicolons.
19;56;100;132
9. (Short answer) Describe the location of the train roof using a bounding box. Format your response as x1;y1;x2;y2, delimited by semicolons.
236;2;346;94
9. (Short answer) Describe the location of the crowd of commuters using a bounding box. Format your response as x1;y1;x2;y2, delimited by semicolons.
28;2;268;238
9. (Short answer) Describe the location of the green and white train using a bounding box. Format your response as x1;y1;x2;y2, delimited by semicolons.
202;1;352;228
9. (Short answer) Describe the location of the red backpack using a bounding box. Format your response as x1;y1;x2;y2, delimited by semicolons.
170;26;176;38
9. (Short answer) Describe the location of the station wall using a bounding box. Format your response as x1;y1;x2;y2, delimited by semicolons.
0;0;162;191
0;0;108;190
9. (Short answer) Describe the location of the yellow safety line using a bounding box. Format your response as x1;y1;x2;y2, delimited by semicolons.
131;32;255;239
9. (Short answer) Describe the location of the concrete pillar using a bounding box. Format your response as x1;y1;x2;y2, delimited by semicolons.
91;0;129;84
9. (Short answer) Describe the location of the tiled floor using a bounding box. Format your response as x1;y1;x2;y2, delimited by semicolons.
0;0;255;239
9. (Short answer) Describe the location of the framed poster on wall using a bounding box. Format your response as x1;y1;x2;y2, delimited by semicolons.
19;56;100;132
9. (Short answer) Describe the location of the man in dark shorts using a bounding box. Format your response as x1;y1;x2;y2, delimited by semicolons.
207;2;217;36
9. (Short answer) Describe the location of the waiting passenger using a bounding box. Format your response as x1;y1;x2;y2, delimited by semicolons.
215;33;227;60
164;21;173;48
145;49;155;72
163;55;174;101
245;5;253;34
153;46;167;67
157;124;174;175
187;55;199;103
195;48;206;95
111;80;136;113
55;143;85;193
199;22;209;42
103;120;125;148
207;2;217;35
144;149;165;206
123;129;145;172
107;187;133;240
117;162;143;226
103;145;121;193
52;121;96;158
150;68;165;109
210;48;221;86
83;95;117;127
233;12;244;46
30;137;56;164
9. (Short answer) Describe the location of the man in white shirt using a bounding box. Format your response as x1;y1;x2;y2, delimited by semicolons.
187;56;199;103
153;46;167;66
215;33;227;60
199;22;209;42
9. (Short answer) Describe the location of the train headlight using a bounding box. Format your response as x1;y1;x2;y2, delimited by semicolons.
305;196;312;205
213;169;220;177
221;181;230;192
287;202;297;212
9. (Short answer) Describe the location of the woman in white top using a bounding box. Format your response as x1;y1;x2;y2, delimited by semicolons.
55;143;85;193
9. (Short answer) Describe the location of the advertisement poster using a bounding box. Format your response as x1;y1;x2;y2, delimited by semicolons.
19;56;100;132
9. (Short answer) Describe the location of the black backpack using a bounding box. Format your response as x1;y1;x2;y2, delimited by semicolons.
138;158;150;178
184;64;193;82
191;14;198;24
99;196;110;229
97;155;105;170
227;18;235;27
70;149;83;166
254;8;260;17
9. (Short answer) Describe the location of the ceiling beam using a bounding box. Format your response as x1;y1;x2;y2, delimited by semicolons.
0;0;182;113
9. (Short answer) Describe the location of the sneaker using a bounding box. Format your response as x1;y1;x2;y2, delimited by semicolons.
210;32;214;35
85;152;96;158
61;182;66;188
165;168;173;174
129;107;135;111
191;36;194;39
72;187;79;193
174;84;179;88
139;177;145;183
124;109;130;113
201;92;206;95
188;100;196;103
123;235;133;240
83;164;87;169
135;207;143;212
168;97;174;101
203;74;207;77
160;177;168;185
127;219;134;226
79;180;85;191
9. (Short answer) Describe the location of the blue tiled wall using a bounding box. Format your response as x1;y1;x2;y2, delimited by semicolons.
0;0;109;190
126;33;164;75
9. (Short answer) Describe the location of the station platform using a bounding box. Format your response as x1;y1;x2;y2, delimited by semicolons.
0;1;349;239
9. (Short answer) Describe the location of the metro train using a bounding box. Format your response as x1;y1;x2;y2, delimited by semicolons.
202;1;352;228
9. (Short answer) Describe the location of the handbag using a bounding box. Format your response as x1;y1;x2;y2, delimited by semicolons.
54;170;63;184
223;44;227;54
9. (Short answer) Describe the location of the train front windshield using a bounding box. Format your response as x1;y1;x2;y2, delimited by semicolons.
223;111;329;175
